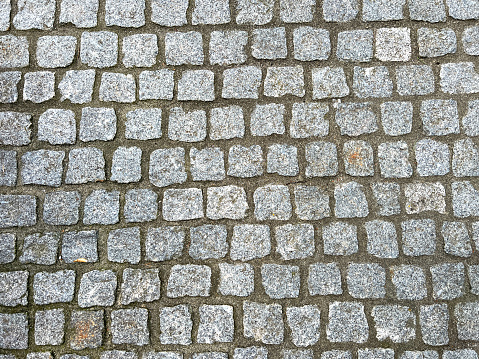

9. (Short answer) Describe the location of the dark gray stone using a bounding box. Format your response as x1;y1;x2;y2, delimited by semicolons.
120;268;161;305
0;194;36;228
145;227;184;261
33;270;75;304
167;265;211;297
111;309;149;345
62;230;98;263
0;313;28;349
34;309;64;345
21;150;64;187
20;232;58;265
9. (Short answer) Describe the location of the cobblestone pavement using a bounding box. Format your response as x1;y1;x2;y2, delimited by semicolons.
1;0;479;358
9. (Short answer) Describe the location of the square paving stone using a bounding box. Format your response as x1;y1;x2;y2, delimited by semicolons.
358;349;394;359
252;28;287;59
400;352;438;359
380;101;412;136
442;222;472;257
321;351;352;359
243;301;284;344
139;71;173;100
83;190;120;225
111;146;141;183
168;107;207;142
254;184;292;221
197;305;234;343
151;0;187;25
21;150;64;187
23;71;55;103
415;139;450;176
191;147;225;181
0;194;36;228
0;271;28;306
444;350;478;359
323;222;358;255
163;188;204;221
371;305;415;343
227;145;263;177
101;352;136;359
192;0;230;24
160;305;192;345
463;100;479;136
401;219;436;256
105;0;145;27
231;224;271;261
347;263;385;299
167;265;211;297
343;140;374;176
210;31;247;65
446;0;479;19
362;0;404;20
323;0;359;21
66;147;105;184
222;66;262;99
290;102;329;138
305;141;338;177
120;268;161;305
0;313;28;349
124;189;158;223
396;65;435;96
293;185;330;220
408;0;446;21
13;0;55;29
58;70;95;104
0;150;17;186
293;27;330;61
236;0;273;24
38;109;76;145
145;227;184;261
264;66;305;97
280;0;315;22
206;186;248;220
440;62;479;94
189;225;228;259
337;30;373;62
312;67;349;99
234;348;268;359
125;108;162;140
80;107;117;142
78;270;117;307
452;181;479;217
468;265;479;295
0;35;29;68
0;71;20;103
455;302;479;340
34;270;75;304
210;106;244;140
80;32;118;68
335;102;378;136
36;36;76;68
286;306;320;347
218;263;254;296
99;72;136;103
60;0;98;27
107;227;141;264
431;262;465;300
419;304;449;345
165;32;203;65
353;66;393;98
308;263;342;295
20;232;58;265
334;181;369;218
111;308;149;345
70;310;104;350
262;264;300;299
378;141;413;178
62;230;98;263
421;99;459;135
452;138;479;177
327;302;368;343
0;111;31;146
122;34;157;68
418;28;456;57
371;182;400;216
34;309;64;345
404;182;446;214
275;224;314;260
365;220;399;258
0;233;15;264
178;70;214;101
26;353;53;359
0;0;8;31
375;27;411;61
149;148;186;187
463;26;479;55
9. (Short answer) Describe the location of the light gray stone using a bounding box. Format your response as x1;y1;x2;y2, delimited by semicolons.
275;224;315;260
111;146;142;183
162;188;204;221
38;109;76;145
431;262;465;299
210;31;247;65
99;72;136;103
286;305;320;347
167;265;211;297
83;190;119;225
372;305;415;343
417;27;456;57
267;144;299;176
327;302;368;343
290;102;329;138
33;270;75;305
347;263;385;299
149;148;186;187
62;230;98;263
336;30;373;61
375;27;411;61
408;0;446;21
323;222;358;255
334;181;369;218
100;352;135;359
21;150;63;187
335;102;378;136
308;263;342;295
151;0;187;25
189;225;228;259
125;108;162;140
362;0;404;20
0;313;28;349
353;66;393;98
446;0;479;19
0;194;36;228
65;147;105;184
453;138;479;176
254;184;292;221
111;309;149;345
404;182;446;214
252;28;287;59
321;351;352;359
0;112;31;146
323;0;358;21
107;227;140;264
343;140;374;176
0;0;10;31
401;219;436;256
0;271;28;306
262;264;300;299
145;227;184;261
190;147;225;181
371;182;400;216
365;220;399;258
206;186;248;220
80;31;118;68
13;0;55;29
197;305;234;343
444;350;478;359
192;0;230;24
139;70;173;100
105;0;145;27
80;107;117;141
20;232;58;265
78;270;117;307
210;106;244;140
415;139;450;176
378;141;413;178
160;305;192;345
124;189;158;223
305;141;338;177
283;350;313;359
168;107;206;142
396;65;435;96
144;352;181;359
178;70;214;101
463;100;479;136
391;265;427;300
219;263;254;297
228;145;263;177
293;27;330;61
419;304;449;345
243;301;284;344
0;35;29;68
463;26;479;55
0;150;16;186
165;32;203;66
36;36;76;68
122;34;157;68
23;71;55;103
0;233;15;264
452;181;479;217
231;224;270;261
0;71;20;103
280;0;315;22
59;70;95;104
251;103;285;136
60;0;98;27
468;264;479;295
264;66;305;97
358;349;394;359
222;66;262;99
442;221;472;257
455;302;479;340
440;62;479;94
312;67;349;99
236;0;273;24
34;309;64;345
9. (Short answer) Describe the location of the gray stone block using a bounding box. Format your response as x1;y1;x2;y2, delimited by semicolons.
149;148;186;187
431;262;465;300
38;109;76;145
280;0;315;22
0;313;28;349
120;268;161;305
159;305;192;345
308;263;342;295
126;108;162;139
0;71;21;103
69;310;104;350
111;146;142;183
145;227;184;261
275;224;314;260
218;263;254;296
210;31;247;65
401;219;436;256
33;270;75;304
80;31;118;68
415;139;450;176
323;0;358;21
62;230;98;263
0;233;15;264
124;189;158;223
396;65;435;96
419;304;449;345
0;150;17;186
290;102;329;138
78;270;117;307
206;186;248;220
335;102;378;136
21;150;64;187
286;305;320;346
168;107;206;142
197;305;234;343
0;271;28;306
189;225;228;259
222;66;262;99
0;111;31;146
293;27;330;61
391;265;427;300
463;26;479;55
210;106;244;140
453;138;479;176
404;182;446;214
418;28;456;58
23;71;55;103
440;62;479;94
105;0;145;27
455;302;479;340
294;185;330;220
122;34;157;68
0;0;10;31
191;147;225;181
334;181;369;218
463;100;479;136
230;224;270;261
139;71;173;100
365;220;399;258
452;181;479;217
236;0;273;24
262;264;300;299
36;36;76;68
353;66;393;98
178;70;214;101
444;350;478;359
227;145;263;177
192;0;230;24
20;232;58;265
111;309;149;345
264;66;305;97
65;147;105;184
0;194;36;228
167;265;211;297
446;0;479;19
347;263;385;299
305;141;338;177
34;309;64;345
362;0;404;20
323;222;358;255
312;67;349;99
99;72;136;103
371;305;415;343
327;302;368;343
83;190;119;225
59;70;95;104
337;30;373;61
321;351;352;359
13;0;55;29
442;221;472;257
378;141;413;178
162;188;204;221
254;184;292;221
408;0;446;21
165;32;203;65
343;140;374;176
371;182;401;216
80;107;117;142
0;35;29;68
358;349;394;359
101;352;136;359
252;28;287;59
107;227;141;264
60;0;98;27
243;301;284;344
375;28;411;61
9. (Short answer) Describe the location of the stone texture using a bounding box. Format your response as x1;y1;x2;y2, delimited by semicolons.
189;225;228;259
337;30;373;61
294;27;330;61
192;0;230;24
0;313;28;349
335;102;378;136
59;70;95;104
396;65;435;96
210;106;245;140
343;140;374;176
145;227;184;261
222;66;262;99
191;147;225;181
69;310;104;350
0;71;21;103
275;224;314;260
149;148;186;187
65;147;105;184
418;28;456;57
206;186;248;220
446;0;479;19
160;305;192;345
415;139;450;176
78;270;117;307
210;31;247;65
294;185;330;220
290;102;329;138
83;190;119;225
455;302;479;340
420;304;449;345
168;107;207;142
323;0;358;21
327;302;368;343
365;220;399;258
440;62;479;94
0;271;28;306
111;147;141;183
151;0;187;25
80;107;116;142
99;72;136;103
80;31;118;68
23;71;55;103
378;141;413;178
165;32;203;66
323;222;358;255
162;188;204;221
20;232;58;265
375;28;411;61
34;309;65;346
305;141;338;177
38;109;76;145
431;262;465;300
0;194;36;228
228;145;263;177
0;35;29;68
33;270;75;305
60;0;98;27
230;224;271;261
286;305;321;346
401;219;436;256
408;0;446;21
243;301;284;344
308;263;342;295
421;100;460;136
62;230;98;263
250;103;285;136
120;268;161;305
372;305;415;343
362;0;404;21
0;233;15;264
264;66;305;97
167;265;211;297
404;182;446;214
36;36;76;68
312;67;349;99
139;71;173;101
347;263;386;299
197;305;234;343
254;184;292;221
13;0;55;29
178;70;214;102
111;309;149;345
334;181;369;218
21;150;64;187
262;264;300;299
391;265;427;300
105;0;145;27
107;227;140;264
252;28;287;59
353;66;393;98
453;138;479;177
218;263;254;296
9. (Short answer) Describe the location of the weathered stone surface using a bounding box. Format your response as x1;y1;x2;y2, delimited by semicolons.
327;302;368;343
418;28;456;57
243;301;284;344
